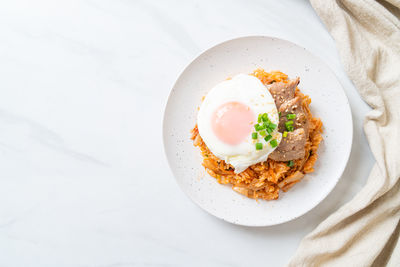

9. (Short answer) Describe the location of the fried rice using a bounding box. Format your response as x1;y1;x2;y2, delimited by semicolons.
191;69;323;200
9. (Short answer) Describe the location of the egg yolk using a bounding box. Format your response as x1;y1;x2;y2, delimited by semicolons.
211;101;255;145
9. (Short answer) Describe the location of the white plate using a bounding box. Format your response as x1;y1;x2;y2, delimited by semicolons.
163;36;352;226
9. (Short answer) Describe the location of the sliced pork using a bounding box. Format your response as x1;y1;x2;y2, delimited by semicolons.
269;128;307;161
268;78;299;109
267;77;310;162
278;96;310;136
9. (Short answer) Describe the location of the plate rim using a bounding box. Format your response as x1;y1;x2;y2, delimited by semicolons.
162;35;353;227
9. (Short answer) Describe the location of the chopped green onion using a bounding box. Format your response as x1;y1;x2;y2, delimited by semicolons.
258;114;262;123
262;113;269;122
270;139;278;148
252;132;258;139
259;130;267;136
255;143;263;150
287;160;294;167
283;131;288;138
287;113;296;120
264;135;272;142
285;121;294;131
268;123;277;130
254;124;261;131
267;127;273;134
263;121;270;127
278;112;281;118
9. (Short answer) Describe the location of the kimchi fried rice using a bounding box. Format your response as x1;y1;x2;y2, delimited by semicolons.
191;69;323;200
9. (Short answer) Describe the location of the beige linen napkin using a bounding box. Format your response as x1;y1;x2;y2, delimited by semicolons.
288;0;400;266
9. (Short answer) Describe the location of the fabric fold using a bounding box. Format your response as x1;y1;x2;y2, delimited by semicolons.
288;0;400;266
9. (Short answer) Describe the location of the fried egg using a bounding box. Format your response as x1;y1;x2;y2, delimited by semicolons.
197;74;282;173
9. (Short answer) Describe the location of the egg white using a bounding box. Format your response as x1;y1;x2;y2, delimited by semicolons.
197;74;282;173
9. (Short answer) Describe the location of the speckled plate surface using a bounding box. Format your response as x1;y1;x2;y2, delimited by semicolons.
163;36;352;226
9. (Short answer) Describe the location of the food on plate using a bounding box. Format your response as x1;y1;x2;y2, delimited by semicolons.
191;69;323;200
196;74;282;173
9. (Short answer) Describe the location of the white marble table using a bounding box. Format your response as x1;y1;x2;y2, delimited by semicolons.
0;0;375;266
